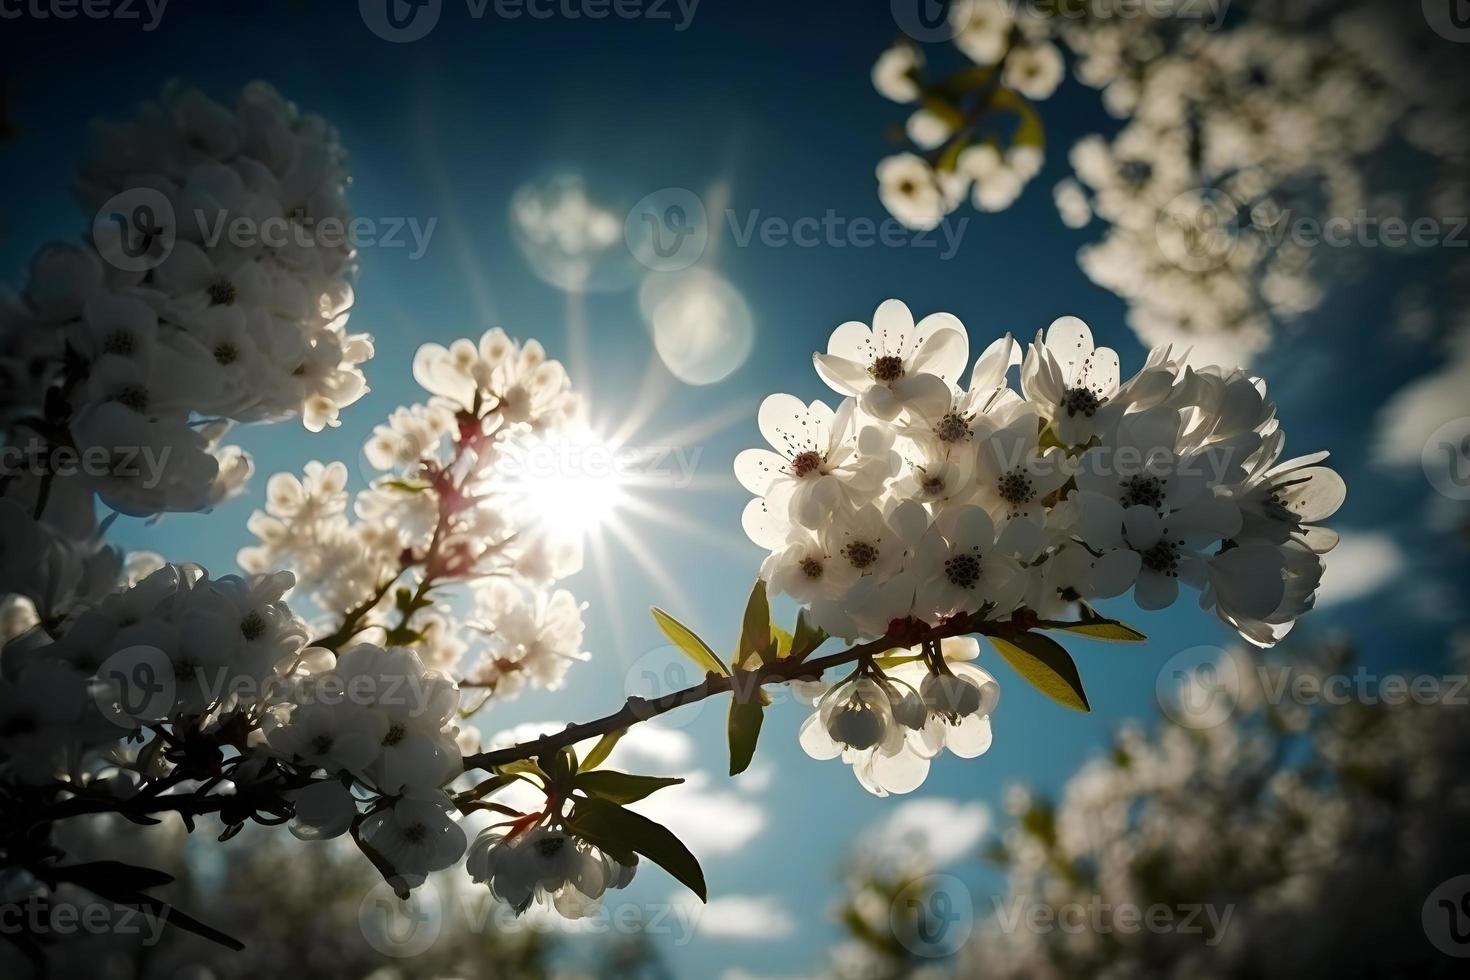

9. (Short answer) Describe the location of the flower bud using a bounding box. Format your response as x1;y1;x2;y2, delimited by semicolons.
828;702;885;750
891;688;929;730
922;673;983;718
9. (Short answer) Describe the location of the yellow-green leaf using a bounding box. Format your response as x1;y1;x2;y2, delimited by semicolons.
650;607;729;676
789;610;828;662
1053;620;1147;643
920;94;966;129
935;134;970;174
578;729;625;772
929;64;997;100
574;771;684;804
990;634;1091;713
737;580;773;669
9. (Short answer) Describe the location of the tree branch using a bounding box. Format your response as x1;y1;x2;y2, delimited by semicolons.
462;613;1032;773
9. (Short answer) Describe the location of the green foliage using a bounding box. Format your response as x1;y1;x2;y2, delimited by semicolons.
568;798;707;901
990;633;1091;712
789;608;829;662
1049;617;1148;643
578;729;625;772
574;771;685;804
649;606;729;676
727;699;765;777
737;580;775;668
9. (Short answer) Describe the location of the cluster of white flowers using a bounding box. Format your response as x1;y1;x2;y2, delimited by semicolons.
957;641;1470;979
0;562;305;783
1;323;606;901
871;0;1063;231
0;558;487;891
797;636;1000;796
1;96;604;904
240;328;590;695
72;80;373;431
1054;1;1448;365
0;82;372;626
870;1;1469;364
0;78;649;927
265;641;470;886
2;558;473;877
467;825;638;917
738;299;1342;792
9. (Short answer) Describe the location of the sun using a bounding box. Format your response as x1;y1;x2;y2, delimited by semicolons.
511;430;631;539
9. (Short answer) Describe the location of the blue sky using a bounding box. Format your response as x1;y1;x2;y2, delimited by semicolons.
3;2;1467;976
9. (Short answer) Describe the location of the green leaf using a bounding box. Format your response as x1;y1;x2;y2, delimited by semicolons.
382;626;425;646
393;587;434;615
1051;619;1147;643
920;94;965;129
460;772;516;800
650;607;729;676
935;134;971;175
929;64;996;100
496;759;547;784
789;610;828;662
737;580;773;668
578;728;625;772
989;633;1091;712
873;653;924;670
727;698;765;777
769;625;794;660
568;798;707;901
380;478;432;493
549;747;578;785
575;770;685;804
991;87;1045;148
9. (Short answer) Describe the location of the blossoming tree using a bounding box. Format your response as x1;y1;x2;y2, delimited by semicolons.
828;639;1470;979
869;0;1469;365
0;79;1343;956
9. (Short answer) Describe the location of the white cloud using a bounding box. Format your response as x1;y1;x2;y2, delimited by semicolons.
737;760;776;793
673;893;795;940
604;723;694;772
1373;323;1470;466
482;721;694;774
1314;531;1405;608
632;771;766;858
865;797;991;866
